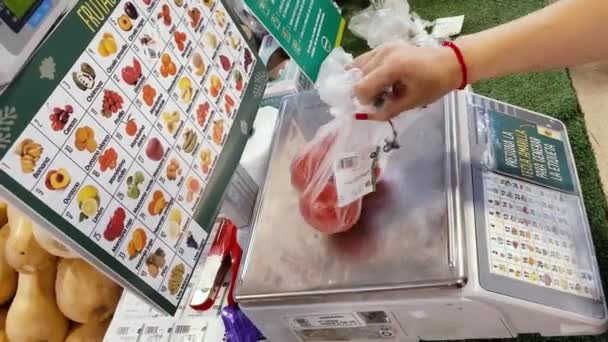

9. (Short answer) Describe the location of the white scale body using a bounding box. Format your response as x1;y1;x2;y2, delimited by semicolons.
235;91;608;341
0;0;76;93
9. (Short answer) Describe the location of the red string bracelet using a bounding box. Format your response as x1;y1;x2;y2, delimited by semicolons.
442;41;468;90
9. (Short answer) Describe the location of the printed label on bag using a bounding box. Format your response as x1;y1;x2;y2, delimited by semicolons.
333;147;379;207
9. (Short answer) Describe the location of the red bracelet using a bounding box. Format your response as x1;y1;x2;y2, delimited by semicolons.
442;41;468;90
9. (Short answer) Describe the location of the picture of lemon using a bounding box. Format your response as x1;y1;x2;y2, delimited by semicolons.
168;220;182;240
77;185;98;204
169;208;182;224
80;198;99;217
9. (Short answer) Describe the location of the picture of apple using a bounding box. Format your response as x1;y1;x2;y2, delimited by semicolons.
146;137;164;161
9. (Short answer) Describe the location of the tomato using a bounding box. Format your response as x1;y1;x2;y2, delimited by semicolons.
299;178;362;234
290;133;336;192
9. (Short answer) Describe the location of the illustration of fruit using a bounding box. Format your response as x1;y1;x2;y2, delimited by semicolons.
103;207;126;241
101;90;124;117
186;231;199;249
212;120;224;145
142;0;151;6
244;48;253;72
44;168;71;190
145;248;166;278
173;31;187;51
146;137;164;161
126;171;145;199
167;208;182;240
196;102;210;127
142;84;156;106
178;76;193;104
157;4;171;26
185;177;200;203
162;111;181;134
233;70;243;92
126;119;137;136
209;74;222;97
127;228;146;260
168;263;185;295
15;139;43;173
199;148;212;174
98;147;118;172
121;58;142;85
219;55;231;71
181;128;197;154
74;126;97;153
147;190;166;216
202;0;214;8
174;0;184;6
77;185;100;221
228;32;240;50
205;32;218;49
188;8;201;28
160;53;177;78
124;1;139;19
224;94;235;115
97;33;118;57
49;105;73;131
72;63;96;91
214;9;226;28
192;53;205;76
118;15;132;31
166;158;182;180
140;32;160;59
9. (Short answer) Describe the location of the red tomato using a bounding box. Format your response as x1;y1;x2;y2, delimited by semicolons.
290;133;336;192
299;179;362;234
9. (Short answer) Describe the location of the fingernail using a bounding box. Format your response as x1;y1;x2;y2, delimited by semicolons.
355;113;369;120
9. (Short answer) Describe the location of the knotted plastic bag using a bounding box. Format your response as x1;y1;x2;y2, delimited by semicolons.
290;49;399;234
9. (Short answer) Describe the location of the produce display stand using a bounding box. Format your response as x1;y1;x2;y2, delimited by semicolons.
0;0;266;315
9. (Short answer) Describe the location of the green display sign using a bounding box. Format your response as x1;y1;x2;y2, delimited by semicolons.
0;0;266;315
489;110;574;193
245;0;346;81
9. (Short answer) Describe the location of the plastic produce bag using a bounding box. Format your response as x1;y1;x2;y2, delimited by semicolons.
290;49;400;234
348;0;435;48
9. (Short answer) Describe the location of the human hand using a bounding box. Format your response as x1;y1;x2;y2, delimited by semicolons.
351;40;462;121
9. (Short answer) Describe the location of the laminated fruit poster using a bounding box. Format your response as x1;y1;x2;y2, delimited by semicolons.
0;0;267;314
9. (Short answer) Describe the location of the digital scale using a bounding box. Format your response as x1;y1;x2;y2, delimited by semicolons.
0;0;76;93
234;90;608;341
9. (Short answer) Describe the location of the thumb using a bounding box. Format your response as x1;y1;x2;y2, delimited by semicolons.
354;64;400;106
368;92;418;121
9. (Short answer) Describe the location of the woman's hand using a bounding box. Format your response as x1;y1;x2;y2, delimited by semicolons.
351;41;462;121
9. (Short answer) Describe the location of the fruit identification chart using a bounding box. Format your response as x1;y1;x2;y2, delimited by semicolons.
0;0;266;314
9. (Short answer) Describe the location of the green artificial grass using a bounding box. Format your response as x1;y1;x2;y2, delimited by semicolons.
339;1;608;341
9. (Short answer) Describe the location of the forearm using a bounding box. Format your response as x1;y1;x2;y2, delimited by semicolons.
456;0;608;83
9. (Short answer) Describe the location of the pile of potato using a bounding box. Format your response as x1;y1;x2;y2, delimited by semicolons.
0;203;123;342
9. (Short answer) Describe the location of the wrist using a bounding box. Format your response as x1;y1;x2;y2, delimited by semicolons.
436;44;465;91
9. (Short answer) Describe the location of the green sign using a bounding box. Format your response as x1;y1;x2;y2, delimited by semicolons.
0;0;266;315
245;0;346;81
489;110;574;193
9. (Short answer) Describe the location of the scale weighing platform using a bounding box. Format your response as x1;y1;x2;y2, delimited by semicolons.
235;90;607;341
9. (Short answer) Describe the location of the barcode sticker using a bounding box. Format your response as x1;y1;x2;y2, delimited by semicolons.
333;148;379;207
174;325;191;334
144;326;159;335
118;327;130;335
338;156;358;170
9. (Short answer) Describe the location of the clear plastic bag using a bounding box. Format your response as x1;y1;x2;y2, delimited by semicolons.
289;49;397;234
348;0;435;48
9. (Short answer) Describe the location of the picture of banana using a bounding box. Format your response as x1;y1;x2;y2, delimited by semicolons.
15;139;43;173
162;110;181;134
182;128;198;154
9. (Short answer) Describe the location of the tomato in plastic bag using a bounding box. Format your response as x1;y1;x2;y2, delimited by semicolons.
298;177;362;234
290;133;336;192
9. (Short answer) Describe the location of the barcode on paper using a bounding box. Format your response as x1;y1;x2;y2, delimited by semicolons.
174;325;191;334
144;326;159;335
117;327;130;335
294;318;312;328
338;156;358;170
